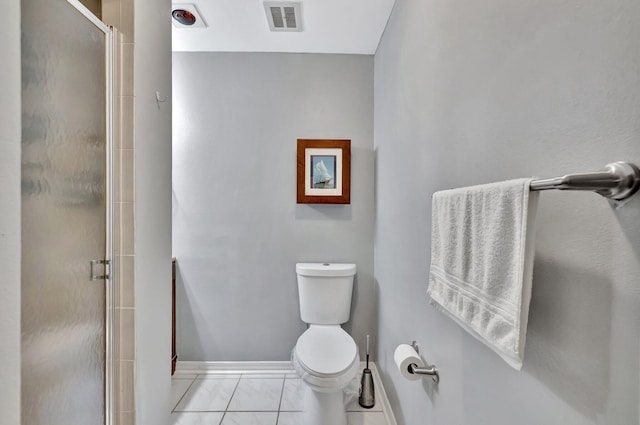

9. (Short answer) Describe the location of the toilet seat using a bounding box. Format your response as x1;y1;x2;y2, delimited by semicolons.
294;325;358;378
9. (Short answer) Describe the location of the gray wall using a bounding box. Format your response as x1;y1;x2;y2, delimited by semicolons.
374;0;640;424
0;0;21;424
134;0;173;422
172;53;375;361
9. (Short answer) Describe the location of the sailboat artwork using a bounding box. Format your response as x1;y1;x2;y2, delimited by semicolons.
297;139;350;204
311;156;337;189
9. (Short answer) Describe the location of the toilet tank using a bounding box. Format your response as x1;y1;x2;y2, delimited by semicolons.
296;263;356;325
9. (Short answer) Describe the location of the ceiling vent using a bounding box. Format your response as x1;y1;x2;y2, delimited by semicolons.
172;3;208;28
264;2;303;32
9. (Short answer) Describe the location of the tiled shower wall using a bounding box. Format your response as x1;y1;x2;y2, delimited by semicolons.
102;2;136;424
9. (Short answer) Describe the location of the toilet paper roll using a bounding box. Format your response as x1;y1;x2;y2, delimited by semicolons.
394;344;425;381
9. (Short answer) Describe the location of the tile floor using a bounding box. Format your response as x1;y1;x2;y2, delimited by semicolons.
171;370;390;425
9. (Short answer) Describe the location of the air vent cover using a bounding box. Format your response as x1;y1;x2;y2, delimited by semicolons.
264;2;303;32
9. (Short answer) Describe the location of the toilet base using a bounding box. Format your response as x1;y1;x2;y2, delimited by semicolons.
303;386;348;425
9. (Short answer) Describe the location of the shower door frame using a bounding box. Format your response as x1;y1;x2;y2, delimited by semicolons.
65;1;116;424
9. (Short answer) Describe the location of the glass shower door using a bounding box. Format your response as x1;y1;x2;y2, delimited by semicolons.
21;0;111;424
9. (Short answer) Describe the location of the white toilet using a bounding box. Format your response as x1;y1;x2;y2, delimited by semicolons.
292;263;359;425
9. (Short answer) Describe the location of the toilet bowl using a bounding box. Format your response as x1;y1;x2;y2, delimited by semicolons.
292;326;359;425
293;263;358;425
293;325;359;390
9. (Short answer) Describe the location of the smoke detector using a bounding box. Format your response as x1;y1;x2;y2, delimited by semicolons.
264;2;303;32
172;3;207;28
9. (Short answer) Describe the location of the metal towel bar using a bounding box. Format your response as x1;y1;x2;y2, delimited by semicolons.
530;161;640;201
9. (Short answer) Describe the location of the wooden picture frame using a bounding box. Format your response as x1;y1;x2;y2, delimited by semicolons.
297;139;351;204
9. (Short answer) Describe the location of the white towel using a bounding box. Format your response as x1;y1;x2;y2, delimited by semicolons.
427;178;538;370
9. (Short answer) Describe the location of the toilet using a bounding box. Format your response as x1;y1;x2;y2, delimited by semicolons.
292;263;359;425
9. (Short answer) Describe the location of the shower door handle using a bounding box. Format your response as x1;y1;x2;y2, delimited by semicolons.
90;259;110;281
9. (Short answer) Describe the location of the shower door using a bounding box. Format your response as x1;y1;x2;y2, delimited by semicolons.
21;0;113;424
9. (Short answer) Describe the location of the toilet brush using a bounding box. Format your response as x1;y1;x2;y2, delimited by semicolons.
359;335;375;408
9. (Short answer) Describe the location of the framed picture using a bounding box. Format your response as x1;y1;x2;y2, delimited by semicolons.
297;139;351;204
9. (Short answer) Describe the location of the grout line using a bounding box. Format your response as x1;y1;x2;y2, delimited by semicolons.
171;377;197;412
275;376;286;424
218;376;242;425
223;375;242;413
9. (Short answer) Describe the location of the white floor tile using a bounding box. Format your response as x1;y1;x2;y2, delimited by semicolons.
276;412;305;425
171;379;195;411
347;412;387;425
175;377;240;412
227;378;283;411
221;412;278;425
170;367;390;425
279;379;304;412
171;412;224;425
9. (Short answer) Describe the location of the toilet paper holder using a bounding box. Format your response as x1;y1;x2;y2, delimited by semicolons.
408;341;440;384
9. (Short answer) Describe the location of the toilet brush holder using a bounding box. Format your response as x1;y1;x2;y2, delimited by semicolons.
358;368;375;408
359;334;375;408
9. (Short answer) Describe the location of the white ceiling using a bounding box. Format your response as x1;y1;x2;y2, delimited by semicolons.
171;0;396;54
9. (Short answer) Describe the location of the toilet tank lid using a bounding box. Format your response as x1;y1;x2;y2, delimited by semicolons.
296;263;357;277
